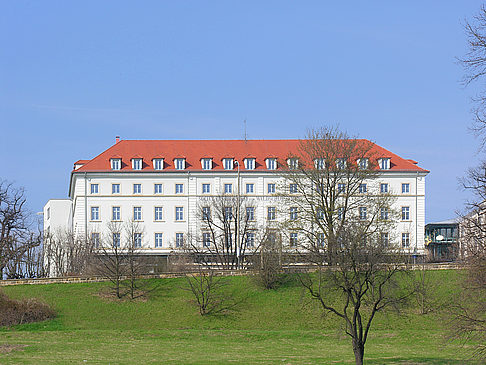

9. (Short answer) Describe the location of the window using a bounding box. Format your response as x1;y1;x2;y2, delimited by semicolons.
287;158;299;169
203;232;211;247
202;183;211;194
133;207;142;221
111;158;121;170
91;233;100;248
175;184;183;194
133;184;142;194
202;207;211;221
153;158;164;170
289;183;297;193
175;207;184;221
379;158;390;170
244;158;255;170
380;207;388;220
358;158;369;170
380;232;389;247
175;233;184;247
134;233;142;248
90;184;99;194
224;207;233;221
224;183;232;194
317;207;324;219
338;183;345;193
401;206;410;220
267;207;276;220
246;183;254;193
290;207;298;220
314;158;325;170
246;232;255;247
336;158;346;169
266;158;277;170
380;183;388;193
112;206;121;221
402;233;410;247
132;158;142;170
112;184;120;194
318;233;325;247
174;158;185;170
337;207;344;220
155;233;163;248
267;183;276;194
359;183;367;193
201;158;212;170
223;158;233;170
152;184;162;194
402;183;410;193
91;207;100;221
246;207;254;221
359;207;367;220
290;232;298;247
154;207;163;221
46;207;50;220
113;233;121;248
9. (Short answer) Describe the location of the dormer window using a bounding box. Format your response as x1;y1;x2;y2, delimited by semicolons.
201;158;212;170
153;158;164;170
336;158;346;169
314;158;325;170
357;158;369;170
266;158;277;170
287;158;299;170
111;158;121;170
244;158;255;170
223;158;234;170
132;158;143;170
378;158;391;170
174;158;186;170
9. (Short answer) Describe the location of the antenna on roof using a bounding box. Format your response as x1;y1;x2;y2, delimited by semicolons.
244;119;247;143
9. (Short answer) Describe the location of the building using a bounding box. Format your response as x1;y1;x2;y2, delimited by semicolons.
425;219;459;262
44;138;429;273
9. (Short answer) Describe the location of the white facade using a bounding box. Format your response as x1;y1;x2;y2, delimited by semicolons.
44;139;429;256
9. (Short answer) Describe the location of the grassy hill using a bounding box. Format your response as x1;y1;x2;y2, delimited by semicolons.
0;270;480;364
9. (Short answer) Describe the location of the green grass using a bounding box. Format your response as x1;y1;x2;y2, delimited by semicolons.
0;270;480;364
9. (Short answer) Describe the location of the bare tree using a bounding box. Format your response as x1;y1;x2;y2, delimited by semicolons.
0;179;42;278
188;193;267;270
459;5;486;145
284;127;410;365
93;220;148;300
42;228;93;277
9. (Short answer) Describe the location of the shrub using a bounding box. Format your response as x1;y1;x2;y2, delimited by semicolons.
0;291;55;327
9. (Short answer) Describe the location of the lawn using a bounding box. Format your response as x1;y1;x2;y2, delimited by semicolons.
0;270;480;364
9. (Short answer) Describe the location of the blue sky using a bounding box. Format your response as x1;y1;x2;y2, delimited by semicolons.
0;1;483;222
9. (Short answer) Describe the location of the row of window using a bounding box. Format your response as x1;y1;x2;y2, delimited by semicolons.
90;205;412;223
92;231;412;249
90;182;412;195
110;157;393;171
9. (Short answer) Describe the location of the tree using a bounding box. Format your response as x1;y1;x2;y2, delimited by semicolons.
284;127;410;365
460;5;486;145
187;193;267;270
0;179;42;278
451;7;486;359
93;220;150;300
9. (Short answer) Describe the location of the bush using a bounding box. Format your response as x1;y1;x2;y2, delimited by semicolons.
0;291;55;326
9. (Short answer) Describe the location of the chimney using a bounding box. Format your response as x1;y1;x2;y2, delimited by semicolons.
116;136;120;144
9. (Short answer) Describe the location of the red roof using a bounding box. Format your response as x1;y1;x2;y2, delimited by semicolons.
73;139;429;173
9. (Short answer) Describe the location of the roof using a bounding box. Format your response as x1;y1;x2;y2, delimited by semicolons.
426;219;460;226
73;139;429;173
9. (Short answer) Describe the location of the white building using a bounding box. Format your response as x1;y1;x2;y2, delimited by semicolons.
44;138;429;266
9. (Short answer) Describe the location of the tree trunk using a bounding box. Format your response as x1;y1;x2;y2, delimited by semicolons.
353;339;364;365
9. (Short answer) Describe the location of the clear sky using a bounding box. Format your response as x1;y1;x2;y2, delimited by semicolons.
0;1;484;223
